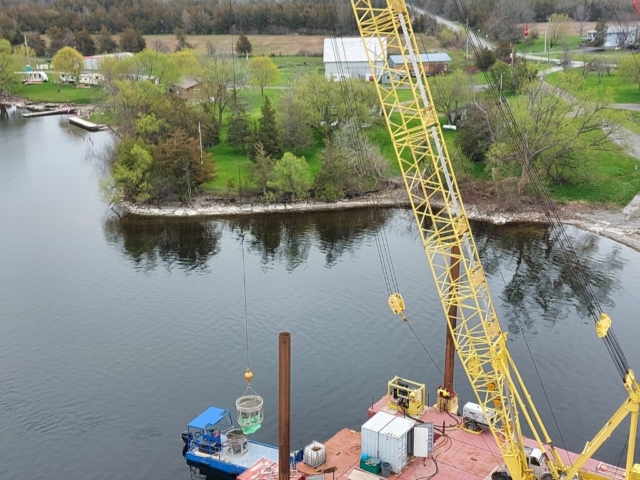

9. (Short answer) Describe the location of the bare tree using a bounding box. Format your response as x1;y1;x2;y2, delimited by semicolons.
572;2;591;37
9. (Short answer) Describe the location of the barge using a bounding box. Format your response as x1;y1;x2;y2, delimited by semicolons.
184;379;625;480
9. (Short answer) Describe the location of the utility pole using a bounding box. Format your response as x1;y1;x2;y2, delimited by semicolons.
439;245;460;414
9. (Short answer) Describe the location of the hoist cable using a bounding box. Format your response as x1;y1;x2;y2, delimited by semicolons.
240;232;251;369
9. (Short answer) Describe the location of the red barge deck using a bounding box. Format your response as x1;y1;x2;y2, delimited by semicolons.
239;396;625;480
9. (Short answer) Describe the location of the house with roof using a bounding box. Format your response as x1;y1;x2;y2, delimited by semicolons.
385;52;452;83
585;26;640;48
169;77;202;102
323;37;387;81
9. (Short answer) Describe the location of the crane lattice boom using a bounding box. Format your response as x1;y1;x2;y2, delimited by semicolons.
350;0;640;478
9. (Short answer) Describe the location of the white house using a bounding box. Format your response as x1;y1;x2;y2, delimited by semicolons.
586;26;640;48
323;37;387;81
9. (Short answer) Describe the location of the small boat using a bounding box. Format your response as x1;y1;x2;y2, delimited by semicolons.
183;406;282;478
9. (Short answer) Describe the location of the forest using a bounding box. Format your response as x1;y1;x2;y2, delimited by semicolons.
0;0;633;44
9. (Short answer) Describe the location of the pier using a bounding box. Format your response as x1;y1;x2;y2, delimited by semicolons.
69;116;105;131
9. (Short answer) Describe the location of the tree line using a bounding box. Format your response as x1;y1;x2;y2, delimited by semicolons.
0;0;358;42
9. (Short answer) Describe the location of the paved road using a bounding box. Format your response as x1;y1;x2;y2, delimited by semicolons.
411;7;493;50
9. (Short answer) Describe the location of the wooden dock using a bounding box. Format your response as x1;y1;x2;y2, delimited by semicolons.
22;107;77;118
68;116;104;132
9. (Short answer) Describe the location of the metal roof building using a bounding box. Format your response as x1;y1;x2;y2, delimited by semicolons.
323;37;387;81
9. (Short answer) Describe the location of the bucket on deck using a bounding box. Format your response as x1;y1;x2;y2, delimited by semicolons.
381;462;391;478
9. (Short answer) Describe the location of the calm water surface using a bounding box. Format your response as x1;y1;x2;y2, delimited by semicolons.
1;111;640;479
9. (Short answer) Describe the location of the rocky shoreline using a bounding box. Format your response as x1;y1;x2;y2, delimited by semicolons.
118;189;640;252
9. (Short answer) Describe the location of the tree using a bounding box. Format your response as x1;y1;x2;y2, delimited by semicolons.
431;70;473;126
486;74;624;195
46;26;67;57
236;33;252;55
484;0;533;42
572;1;591;37
293;73;341;137
119;28;146;53
52;47;84;88
592;19;607;48
0;39;20;95
25;33;46;57
619;54;640;92
74;28;96;56
475;47;496;72
174;28;192;52
268;152;312;201
249;56;278;97
276;88;314;153
158;129;216;202
313;140;352;201
256;96;282;159
333;120;388;191
135;49;180;87
227;90;252;152
458;99;500;163
97;26;117;54
200;52;239;124
547;13;571;49
250;142;273;196
111;137;154;203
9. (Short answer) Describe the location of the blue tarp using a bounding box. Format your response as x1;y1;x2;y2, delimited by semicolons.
188;407;230;429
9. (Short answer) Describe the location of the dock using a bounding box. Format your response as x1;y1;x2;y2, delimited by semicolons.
69;116;104;131
22;107;77;118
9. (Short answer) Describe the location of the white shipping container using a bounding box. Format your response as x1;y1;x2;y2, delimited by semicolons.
377;416;415;474
360;411;396;459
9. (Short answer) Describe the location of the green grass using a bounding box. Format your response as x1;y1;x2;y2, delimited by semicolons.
13;77;105;104
240;88;285;117
269;55;324;86
516;34;582;54
545;70;640;104
547;145;640;204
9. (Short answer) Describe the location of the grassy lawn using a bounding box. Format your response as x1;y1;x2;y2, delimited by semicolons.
13;78;105;104
515;34;582;54
545;70;640;104
547;145;640;204
270;56;324;86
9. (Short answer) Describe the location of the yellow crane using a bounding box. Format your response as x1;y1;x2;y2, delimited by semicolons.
349;1;640;478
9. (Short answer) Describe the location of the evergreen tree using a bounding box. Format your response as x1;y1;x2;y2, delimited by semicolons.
97;26;117;54
475;47;496;72
236;33;252;55
119;28;146;53
593;19;607;48
227;90;252;152
74;28;96;56
250;142;273;196
174;28;192;52
255;96;281;160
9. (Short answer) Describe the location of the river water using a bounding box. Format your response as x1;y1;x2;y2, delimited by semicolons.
1;111;640;479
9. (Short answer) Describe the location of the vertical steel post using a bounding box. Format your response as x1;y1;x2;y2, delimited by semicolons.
444;245;460;393
279;332;291;480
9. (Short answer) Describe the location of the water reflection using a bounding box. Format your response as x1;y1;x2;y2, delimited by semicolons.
473;223;623;333
104;208;396;273
103;216;222;271
227;208;394;269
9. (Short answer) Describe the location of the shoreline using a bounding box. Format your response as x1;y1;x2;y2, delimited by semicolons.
118;190;640;252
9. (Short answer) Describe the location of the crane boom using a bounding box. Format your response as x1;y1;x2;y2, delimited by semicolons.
350;0;640;479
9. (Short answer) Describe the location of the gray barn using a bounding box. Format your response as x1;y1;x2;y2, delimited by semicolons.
323;37;387;81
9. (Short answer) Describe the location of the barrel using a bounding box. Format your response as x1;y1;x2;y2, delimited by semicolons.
381;462;391;478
